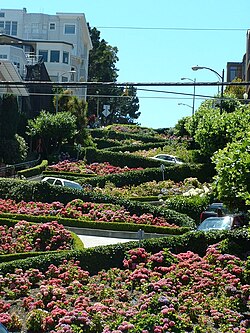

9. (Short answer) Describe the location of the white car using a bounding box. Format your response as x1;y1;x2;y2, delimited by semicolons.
150;154;184;164
41;177;83;190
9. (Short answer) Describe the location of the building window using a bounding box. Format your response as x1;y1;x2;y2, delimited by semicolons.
39;50;48;62
61;76;68;82
49;23;56;30
11;21;17;36
0;54;7;59
0;21;4;32
50;50;60;63
63;51;69;64
31;23;39;33
0;13;5;18
64;24;75;34
5;21;11;35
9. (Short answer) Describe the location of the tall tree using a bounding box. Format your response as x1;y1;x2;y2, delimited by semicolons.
53;90;92;146
0;94;28;164
87;26;140;126
26;111;77;156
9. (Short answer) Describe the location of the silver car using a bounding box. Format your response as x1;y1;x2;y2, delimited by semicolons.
150;154;184;164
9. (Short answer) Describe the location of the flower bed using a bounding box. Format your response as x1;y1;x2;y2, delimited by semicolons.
0;199;179;228
46;161;143;175
0;243;249;332
93;177;211;199
0;220;73;254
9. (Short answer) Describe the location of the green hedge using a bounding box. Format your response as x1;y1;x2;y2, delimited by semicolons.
42;170;97;179
163;195;211;224
84;148;215;182
17;160;48;178
93;138;123;149
85;147;163;168
89;128;165;143
0;228;249;275
78;164;214;188
103;141;167;153
0;213;190;235
0;178;195;228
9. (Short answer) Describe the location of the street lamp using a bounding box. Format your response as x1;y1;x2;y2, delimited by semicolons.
192;65;224;114
55;70;76;113
178;102;193;112
181;77;196;116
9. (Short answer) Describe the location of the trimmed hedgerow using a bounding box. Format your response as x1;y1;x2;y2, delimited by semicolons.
89;128;165;143
84;148;215;182
17;160;48;178
0;213;190;235
0;228;249;275
85;147;162;168
104;141;167;153
163;195;211;224
0;178;195;228
77;164;214;188
93;138;123;149
42;170;97;179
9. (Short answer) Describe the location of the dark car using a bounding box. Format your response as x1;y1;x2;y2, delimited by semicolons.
200;202;230;222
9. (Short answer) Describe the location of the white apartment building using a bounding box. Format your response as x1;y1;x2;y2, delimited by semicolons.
0;7;92;99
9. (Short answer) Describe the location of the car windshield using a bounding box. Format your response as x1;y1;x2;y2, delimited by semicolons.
198;217;232;231
207;203;230;214
64;181;82;190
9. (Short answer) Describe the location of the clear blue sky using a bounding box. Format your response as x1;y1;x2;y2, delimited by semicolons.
1;0;250;128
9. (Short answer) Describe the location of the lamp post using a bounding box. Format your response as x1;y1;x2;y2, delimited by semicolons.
178;102;193;115
192;66;224;114
181;77;196;116
56;70;76;113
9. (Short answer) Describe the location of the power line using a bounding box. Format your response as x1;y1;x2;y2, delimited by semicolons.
96;26;247;32
0;80;248;87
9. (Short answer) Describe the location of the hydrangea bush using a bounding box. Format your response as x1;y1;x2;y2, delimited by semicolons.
0;244;249;332
46;161;143;175
0;220;73;254
0;199;178;228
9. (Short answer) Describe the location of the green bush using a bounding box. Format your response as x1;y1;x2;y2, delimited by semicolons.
0;228;249;275
17;160;48;178
78;164;214;188
104;141;167;153
93;138;123;149
42;170;97;179
0;213;190;236
85;147;163;168
163;195;211;223
89;128;165;143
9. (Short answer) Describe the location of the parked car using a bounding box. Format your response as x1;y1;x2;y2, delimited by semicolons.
200;202;231;222
197;215;244;232
150;154;184;164
41;177;83;190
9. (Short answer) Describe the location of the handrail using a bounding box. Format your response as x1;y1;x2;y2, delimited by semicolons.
0;155;41;178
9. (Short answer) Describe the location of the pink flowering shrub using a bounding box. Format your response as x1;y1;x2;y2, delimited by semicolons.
0;198;178;228
0;220;73;254
47;160;143;175
0;245;249;332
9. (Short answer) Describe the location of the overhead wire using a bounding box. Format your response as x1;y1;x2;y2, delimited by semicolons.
96;26;247;32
